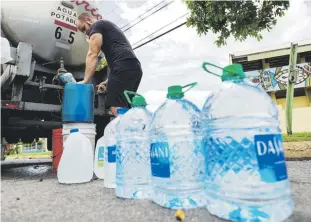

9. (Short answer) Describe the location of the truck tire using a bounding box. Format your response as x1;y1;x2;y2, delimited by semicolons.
47;135;52;151
21;137;38;144
5;135;20;144
95;116;110;142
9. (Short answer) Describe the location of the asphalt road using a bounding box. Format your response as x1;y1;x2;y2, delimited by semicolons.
1;161;311;222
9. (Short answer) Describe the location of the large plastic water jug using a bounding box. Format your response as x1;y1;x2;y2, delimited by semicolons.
149;82;206;209
201;62;294;222
103;107;129;188
62;84;94;122
115;91;152;199
57;129;93;184
94;135;105;179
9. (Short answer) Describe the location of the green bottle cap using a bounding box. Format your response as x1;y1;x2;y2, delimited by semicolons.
132;95;147;106
167;82;197;99
202;62;246;81
124;91;147;106
167;85;184;98
221;64;246;81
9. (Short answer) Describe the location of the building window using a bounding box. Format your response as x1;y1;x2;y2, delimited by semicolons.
301;51;311;63
294;88;306;97
275;88;306;99
275;90;287;99
266;55;290;68
232;58;263;72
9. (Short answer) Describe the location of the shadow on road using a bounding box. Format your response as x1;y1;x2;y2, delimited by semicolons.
1;162;55;181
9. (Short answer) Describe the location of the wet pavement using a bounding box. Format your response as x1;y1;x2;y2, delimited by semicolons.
1;160;311;222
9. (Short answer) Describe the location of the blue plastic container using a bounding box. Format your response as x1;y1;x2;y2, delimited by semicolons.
62;84;94;122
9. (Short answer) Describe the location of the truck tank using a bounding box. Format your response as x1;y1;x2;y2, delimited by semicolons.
1;1;109;148
1;0;103;68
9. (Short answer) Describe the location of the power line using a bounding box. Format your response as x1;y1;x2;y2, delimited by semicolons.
98;1;186;52
114;1;150;26
123;0;174;32
102;0;126;19
120;0;166;29
132;12;189;48
133;21;186;50
122;0;175;33
104;6;118;17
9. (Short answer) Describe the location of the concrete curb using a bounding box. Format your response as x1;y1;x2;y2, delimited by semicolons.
286;157;311;161
284;141;311;159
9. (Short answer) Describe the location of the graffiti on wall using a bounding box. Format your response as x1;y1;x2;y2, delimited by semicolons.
245;63;311;92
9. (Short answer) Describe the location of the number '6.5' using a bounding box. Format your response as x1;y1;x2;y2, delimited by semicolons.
55;27;75;44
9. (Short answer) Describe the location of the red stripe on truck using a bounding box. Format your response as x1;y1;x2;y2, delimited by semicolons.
54;20;77;32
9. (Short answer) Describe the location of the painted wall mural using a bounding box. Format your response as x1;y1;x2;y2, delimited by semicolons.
245;62;311;92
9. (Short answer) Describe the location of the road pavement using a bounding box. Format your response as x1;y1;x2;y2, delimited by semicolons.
1;161;311;222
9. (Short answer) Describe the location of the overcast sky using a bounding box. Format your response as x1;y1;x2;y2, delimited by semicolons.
96;0;311;109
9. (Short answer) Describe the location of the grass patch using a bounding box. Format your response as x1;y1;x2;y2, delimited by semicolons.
19;151;51;156
283;132;311;142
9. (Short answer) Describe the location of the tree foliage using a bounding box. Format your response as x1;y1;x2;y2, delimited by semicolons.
184;0;290;47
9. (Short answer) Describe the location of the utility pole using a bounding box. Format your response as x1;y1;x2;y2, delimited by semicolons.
285;43;298;135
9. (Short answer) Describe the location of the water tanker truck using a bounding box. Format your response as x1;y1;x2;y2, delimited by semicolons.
1;0;111;155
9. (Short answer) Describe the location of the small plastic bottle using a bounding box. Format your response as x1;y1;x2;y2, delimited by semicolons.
60;72;76;84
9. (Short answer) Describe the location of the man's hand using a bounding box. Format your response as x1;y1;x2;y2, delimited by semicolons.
78;79;88;84
96;80;107;94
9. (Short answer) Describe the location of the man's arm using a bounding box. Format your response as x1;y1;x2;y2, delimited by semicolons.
81;33;103;83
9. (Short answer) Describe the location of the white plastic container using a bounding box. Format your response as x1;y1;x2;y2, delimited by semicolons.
57;129;93;184
62;123;96;153
94;135;105;180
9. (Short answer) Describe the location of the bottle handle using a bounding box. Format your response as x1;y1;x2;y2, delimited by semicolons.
202;62;223;77
124;90;143;105
182;82;197;93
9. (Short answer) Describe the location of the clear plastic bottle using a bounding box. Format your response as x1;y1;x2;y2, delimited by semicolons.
202;62;294;222
94;135;105;179
149;82;206;209
115;91;152;199
57;129;93;184
103;107;128;188
60;72;76;84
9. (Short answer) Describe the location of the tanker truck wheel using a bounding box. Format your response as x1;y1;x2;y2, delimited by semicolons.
95;116;110;142
5;135;20;144
47;135;52;151
21;137;39;144
1;64;5;74
22;134;52;151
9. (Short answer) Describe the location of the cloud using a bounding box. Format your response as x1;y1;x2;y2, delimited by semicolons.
98;0;311;96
